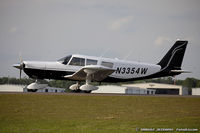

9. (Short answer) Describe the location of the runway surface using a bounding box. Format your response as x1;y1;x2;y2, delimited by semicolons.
0;91;199;97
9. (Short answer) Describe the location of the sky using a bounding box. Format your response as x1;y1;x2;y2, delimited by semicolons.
0;0;200;80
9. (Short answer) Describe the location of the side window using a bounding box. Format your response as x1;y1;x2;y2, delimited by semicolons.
86;59;97;65
101;61;113;68
69;57;85;66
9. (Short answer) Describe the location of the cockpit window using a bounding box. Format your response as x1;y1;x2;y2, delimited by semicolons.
86;59;97;65
101;61;113;68
69;57;85;66
58;55;72;65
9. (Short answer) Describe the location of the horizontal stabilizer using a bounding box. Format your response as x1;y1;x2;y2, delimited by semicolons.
170;70;191;73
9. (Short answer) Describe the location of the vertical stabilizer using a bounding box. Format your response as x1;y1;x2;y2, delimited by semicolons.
158;41;188;70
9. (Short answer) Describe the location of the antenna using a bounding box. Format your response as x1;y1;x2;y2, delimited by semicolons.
100;48;110;58
123;51;132;60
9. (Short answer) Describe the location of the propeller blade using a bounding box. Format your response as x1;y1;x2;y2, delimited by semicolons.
19;52;23;63
18;52;24;79
20;69;22;79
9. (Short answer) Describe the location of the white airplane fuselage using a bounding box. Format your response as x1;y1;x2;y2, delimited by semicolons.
21;55;161;82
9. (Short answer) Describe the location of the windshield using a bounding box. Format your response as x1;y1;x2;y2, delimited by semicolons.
58;55;72;65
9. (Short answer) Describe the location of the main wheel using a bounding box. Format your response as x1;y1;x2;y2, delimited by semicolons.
27;89;38;92
72;89;81;93
84;90;92;93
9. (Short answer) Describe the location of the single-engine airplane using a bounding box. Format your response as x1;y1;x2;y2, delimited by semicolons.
13;40;189;93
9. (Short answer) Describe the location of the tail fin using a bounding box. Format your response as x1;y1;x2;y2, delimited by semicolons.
158;40;188;70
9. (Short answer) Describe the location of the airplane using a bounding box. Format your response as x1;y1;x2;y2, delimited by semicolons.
13;40;189;93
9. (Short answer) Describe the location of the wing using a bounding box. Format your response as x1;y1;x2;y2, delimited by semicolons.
64;65;116;82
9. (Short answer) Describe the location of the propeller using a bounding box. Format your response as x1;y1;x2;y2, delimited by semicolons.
13;53;25;79
19;53;23;79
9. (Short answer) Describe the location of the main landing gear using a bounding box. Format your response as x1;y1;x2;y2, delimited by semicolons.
69;81;97;93
69;69;99;93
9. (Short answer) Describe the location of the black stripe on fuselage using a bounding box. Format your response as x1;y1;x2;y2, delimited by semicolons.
24;68;75;80
102;69;181;83
24;67;180;83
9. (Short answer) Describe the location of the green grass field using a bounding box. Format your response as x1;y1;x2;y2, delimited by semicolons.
0;93;199;133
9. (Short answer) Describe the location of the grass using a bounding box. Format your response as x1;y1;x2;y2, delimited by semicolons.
0;93;200;133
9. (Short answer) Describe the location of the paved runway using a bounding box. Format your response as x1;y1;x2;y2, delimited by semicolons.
0;91;199;97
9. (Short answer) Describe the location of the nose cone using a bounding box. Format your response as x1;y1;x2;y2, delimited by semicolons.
13;63;21;69
13;62;25;69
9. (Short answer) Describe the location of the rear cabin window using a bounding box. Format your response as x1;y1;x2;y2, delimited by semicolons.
86;59;97;65
101;61;113;68
69;57;85;66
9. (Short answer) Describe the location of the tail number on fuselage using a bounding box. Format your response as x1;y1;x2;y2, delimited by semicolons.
116;67;148;75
